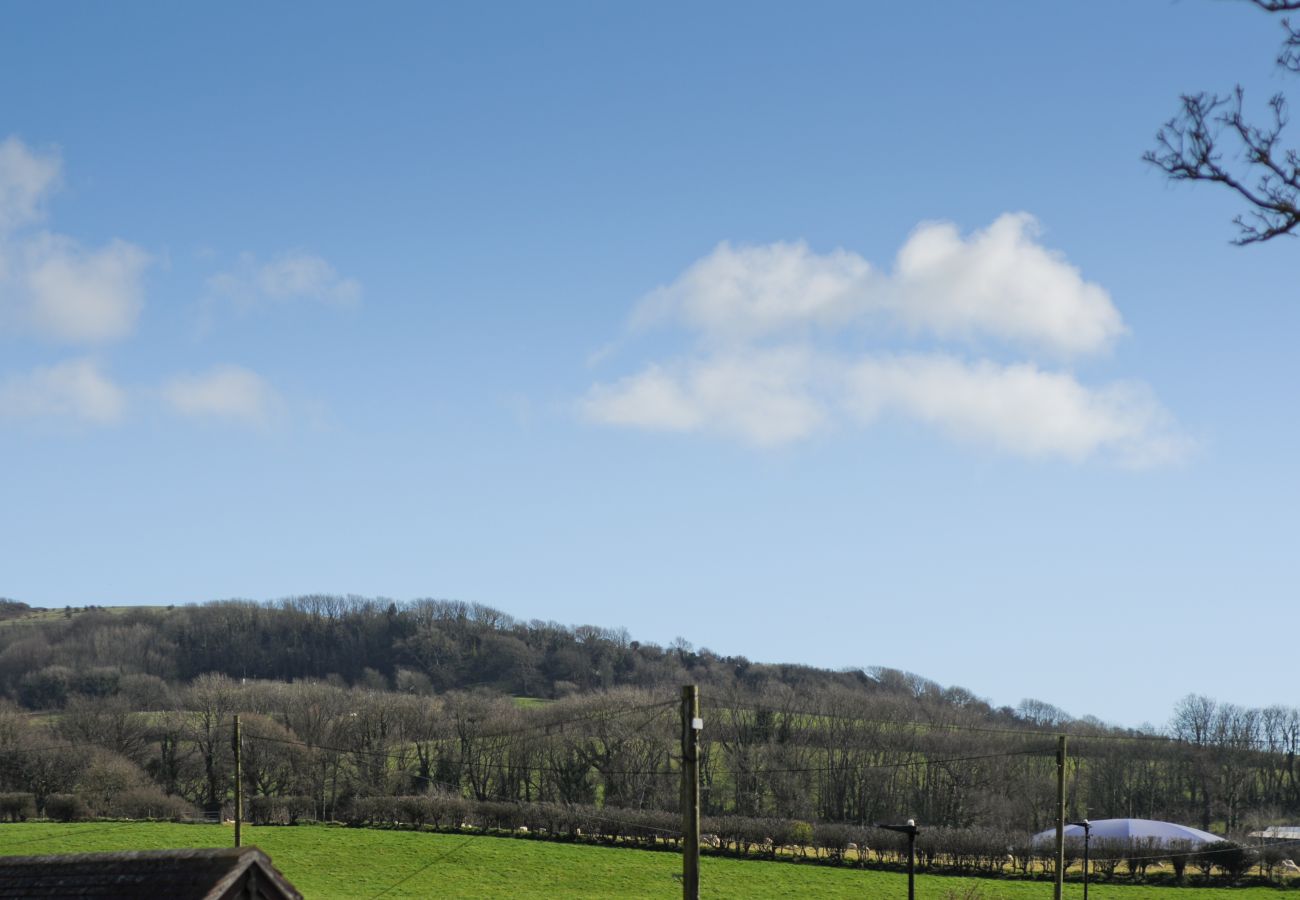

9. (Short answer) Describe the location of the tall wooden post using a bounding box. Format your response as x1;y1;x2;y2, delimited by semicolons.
1054;734;1067;900
233;714;243;848
681;685;700;900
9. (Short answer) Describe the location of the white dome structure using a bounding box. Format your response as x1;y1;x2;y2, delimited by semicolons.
1032;818;1223;846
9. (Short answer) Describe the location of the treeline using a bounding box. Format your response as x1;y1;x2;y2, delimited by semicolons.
1;597;1300;842
0;596;970;705
1;667;1299;839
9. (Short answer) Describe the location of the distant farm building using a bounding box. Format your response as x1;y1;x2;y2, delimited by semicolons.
1250;826;1300;841
0;847;301;900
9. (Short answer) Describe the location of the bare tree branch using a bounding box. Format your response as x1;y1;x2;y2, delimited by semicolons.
1281;18;1300;70
1145;89;1300;243
1145;2;1300;243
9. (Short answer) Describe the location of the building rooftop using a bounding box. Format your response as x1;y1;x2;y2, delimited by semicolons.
0;846;302;900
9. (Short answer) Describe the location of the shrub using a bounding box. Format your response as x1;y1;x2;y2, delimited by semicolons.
815;822;855;864
429;791;468;830
109;787;195;821
473;800;524;831
0;793;35;822
17;666;72;709
1006;833;1035;874
117;673;174;710
1091;837;1125;877
1257;842;1290;879
248;796;279;826
1123;837;1161;879
1167;839;1192;883
622;807;676;846
44;794;88;822
70;667;120;698
865;825;907;864
788;820;814;857
76;752;149;817
248;795;315;826
341;796;399;826
1197;841;1254;881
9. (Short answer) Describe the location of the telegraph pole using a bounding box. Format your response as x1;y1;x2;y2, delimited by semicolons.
233;714;243;848
1054;734;1067;900
680;685;701;900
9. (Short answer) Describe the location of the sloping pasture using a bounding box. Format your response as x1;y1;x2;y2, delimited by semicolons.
0;822;1292;899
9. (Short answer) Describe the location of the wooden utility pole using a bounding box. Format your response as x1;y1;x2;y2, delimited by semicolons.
233;714;243;848
1054;734;1067;900
680;685;701;900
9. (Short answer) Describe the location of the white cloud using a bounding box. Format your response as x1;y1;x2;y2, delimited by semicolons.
0;358;126;424
633;241;872;341
843;355;1188;466
633;213;1123;357
584;213;1187;465
891;214;1124;357
208;252;361;309
163;366;279;425
0;137;60;234
0;136;151;344
582;348;825;446
582;351;1186;464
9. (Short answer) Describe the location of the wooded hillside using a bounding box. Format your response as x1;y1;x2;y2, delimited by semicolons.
0;596;1295;852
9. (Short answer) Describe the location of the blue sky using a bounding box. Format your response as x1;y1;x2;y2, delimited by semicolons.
1;1;1297;727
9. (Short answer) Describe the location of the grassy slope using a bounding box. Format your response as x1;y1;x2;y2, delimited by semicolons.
0;606;166;627
0;823;1292;899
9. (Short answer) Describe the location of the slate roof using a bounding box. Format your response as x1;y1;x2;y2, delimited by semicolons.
0;847;302;899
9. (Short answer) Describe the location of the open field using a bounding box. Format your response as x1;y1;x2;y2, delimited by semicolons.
0;605;167;627
0;823;1294;899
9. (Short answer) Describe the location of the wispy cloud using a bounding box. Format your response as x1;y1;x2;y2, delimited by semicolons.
0;137;150;344
0;137;60;234
0;136;324;436
19;234;150;343
0;358;126;424
584;214;1187;465
163;365;279;426
207;252;361;310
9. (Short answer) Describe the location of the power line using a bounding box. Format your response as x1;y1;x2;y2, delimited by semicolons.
458;745;1054;778
0;820;142;849
238;699;676;763
701;702;1300;750
471;699;676;741
402;772;684;840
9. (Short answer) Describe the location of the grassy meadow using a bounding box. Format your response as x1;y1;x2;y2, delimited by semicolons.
0;822;1295;899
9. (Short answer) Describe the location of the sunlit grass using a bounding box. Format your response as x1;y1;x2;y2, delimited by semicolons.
0;822;1292;899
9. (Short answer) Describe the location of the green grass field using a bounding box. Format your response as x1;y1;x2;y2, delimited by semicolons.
0;823;1294;899
0;605;166;627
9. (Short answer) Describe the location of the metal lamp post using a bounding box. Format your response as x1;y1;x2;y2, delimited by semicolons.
877;819;919;900
1067;819;1092;900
